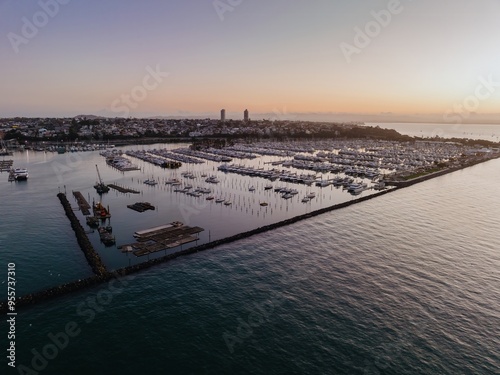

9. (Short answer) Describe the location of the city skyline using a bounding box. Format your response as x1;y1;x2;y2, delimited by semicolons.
1;0;500;123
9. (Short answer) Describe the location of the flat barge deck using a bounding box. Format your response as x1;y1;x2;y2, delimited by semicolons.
121;223;204;256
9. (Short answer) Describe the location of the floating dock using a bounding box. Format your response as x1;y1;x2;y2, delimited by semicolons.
0;160;13;172
73;191;91;215
108;184;140;194
120;222;204;256
127;202;155;212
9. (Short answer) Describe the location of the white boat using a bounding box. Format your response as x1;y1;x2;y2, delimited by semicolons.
14;168;29;181
301;197;310;203
215;198;225;203
249;186;255;191
224;201;232;206
306;192;316;198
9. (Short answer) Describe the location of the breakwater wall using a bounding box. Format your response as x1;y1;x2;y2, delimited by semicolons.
57;193;108;277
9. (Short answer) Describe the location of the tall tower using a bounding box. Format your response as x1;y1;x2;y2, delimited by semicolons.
244;109;249;122
221;109;226;122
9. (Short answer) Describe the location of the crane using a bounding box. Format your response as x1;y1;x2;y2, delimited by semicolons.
94;164;109;194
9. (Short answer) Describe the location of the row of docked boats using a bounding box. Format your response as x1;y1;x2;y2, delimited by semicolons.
205;147;257;160
105;156;140;171
147;149;203;164
125;150;183;168
172;148;232;162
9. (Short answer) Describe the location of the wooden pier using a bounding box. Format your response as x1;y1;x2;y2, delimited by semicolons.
120;223;204;256
108;183;140;194
73;191;91;215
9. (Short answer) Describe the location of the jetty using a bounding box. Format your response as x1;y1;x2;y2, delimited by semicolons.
108;183;140;194
57;193;108;277
72;191;91;215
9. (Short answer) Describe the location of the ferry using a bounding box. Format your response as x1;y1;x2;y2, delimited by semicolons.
13;168;29;181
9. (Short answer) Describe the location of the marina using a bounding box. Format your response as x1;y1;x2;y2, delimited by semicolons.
1;137;499;310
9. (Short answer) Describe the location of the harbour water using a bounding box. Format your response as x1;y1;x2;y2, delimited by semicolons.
1;133;499;374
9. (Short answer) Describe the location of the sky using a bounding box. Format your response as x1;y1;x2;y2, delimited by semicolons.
1;0;500;122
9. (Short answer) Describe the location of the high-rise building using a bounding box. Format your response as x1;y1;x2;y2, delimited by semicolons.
221;109;226;122
244;109;249;122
